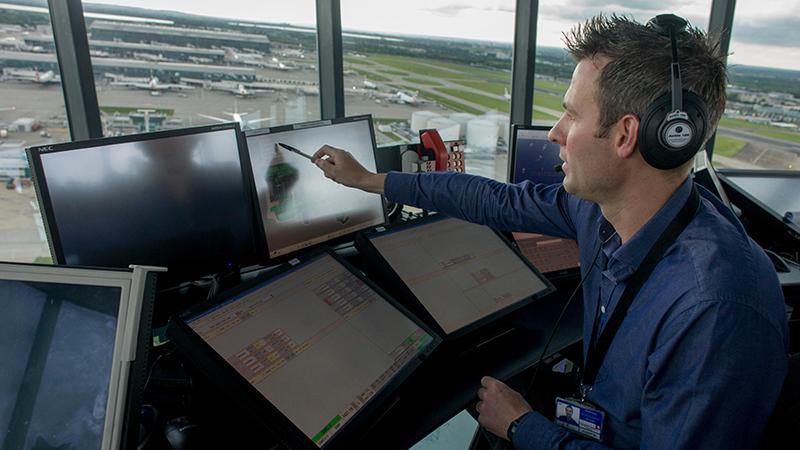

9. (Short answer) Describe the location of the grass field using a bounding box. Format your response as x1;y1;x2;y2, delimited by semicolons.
436;87;509;112
100;106;174;115
449;79;507;96
533;92;565;112
344;57;376;65
712;135;748;157
403;77;443;86
351;68;391;82
535;79;568;94
376;69;408;76
719;117;800;144
533;110;562;121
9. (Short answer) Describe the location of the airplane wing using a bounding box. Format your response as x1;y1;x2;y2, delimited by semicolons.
197;114;228;123
245;117;274;126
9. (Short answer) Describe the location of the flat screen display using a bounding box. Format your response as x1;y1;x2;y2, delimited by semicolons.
30;125;257;285
245;117;385;258
186;253;435;447
0;279;121;450
366;217;551;334
512;127;564;186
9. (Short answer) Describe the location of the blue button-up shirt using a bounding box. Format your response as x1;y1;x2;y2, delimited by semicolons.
384;171;788;450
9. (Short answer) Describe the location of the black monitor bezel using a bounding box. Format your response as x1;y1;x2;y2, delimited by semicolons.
508;124;555;184
166;248;440;450
354;213;555;339
26;122;261;287
243;114;388;265
716;169;800;249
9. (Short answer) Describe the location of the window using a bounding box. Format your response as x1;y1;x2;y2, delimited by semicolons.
0;3;71;263
81;0;319;136
341;0;515;181
720;0;800;171
531;2;712;125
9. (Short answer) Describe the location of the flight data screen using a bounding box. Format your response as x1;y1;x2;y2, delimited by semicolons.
187;254;433;447
367;217;551;334
512;128;564;186
0;280;121;450
512;232;580;274
246;119;386;258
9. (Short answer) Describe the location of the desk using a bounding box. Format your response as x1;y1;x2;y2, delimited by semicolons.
144;260;583;450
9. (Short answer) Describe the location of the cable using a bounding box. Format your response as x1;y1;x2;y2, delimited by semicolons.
524;232;615;399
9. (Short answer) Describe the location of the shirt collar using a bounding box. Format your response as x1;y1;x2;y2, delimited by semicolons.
597;177;694;282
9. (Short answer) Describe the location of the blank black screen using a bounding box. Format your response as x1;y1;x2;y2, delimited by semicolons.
38;128;256;285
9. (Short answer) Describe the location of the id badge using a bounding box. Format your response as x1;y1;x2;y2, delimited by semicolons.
554;397;605;441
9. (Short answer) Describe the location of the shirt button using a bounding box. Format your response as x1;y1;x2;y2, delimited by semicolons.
601;305;606;314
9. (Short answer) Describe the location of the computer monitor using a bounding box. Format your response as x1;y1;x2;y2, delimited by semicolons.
355;215;554;337
509;124;581;276
27;123;259;288
0;263;159;450
167;251;438;449
245;115;387;259
717;169;800;253
510;124;563;186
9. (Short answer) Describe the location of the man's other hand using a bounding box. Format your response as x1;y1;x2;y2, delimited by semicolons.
312;145;385;194
476;376;533;440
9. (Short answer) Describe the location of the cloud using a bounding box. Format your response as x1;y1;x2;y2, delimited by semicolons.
732;16;800;48
421;3;473;17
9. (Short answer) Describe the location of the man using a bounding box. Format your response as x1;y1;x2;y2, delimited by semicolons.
556;405;578;427
312;15;787;449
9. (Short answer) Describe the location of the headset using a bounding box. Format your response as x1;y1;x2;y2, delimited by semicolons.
638;14;709;170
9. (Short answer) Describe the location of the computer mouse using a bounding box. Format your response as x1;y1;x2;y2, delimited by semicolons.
164;416;204;450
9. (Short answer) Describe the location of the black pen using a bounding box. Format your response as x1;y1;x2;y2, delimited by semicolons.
277;142;315;162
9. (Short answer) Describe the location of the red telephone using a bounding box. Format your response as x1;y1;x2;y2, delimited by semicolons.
419;129;449;171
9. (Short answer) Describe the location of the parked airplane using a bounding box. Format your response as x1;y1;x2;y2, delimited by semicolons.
198;102;273;130
211;81;272;98
3;69;61;84
504;87;511;100
108;74;194;92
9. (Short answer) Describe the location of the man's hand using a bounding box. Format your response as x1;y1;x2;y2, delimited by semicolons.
476;376;533;440
312;145;386;194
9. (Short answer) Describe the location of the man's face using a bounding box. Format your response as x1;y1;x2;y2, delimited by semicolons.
565;405;574;416
548;58;618;202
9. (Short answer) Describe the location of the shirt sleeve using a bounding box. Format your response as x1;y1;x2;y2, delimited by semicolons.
512;411;615;450
639;299;787;450
384;171;579;239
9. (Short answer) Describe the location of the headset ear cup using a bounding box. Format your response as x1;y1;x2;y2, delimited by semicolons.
638;91;708;170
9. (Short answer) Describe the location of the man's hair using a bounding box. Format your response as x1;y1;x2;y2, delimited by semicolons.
563;14;727;143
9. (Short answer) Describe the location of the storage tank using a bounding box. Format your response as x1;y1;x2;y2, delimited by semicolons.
410;111;441;133
483;113;510;145
449;113;476;139
426;117;460;141
466;119;499;151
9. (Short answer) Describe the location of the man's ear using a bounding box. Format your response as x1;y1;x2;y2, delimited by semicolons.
613;114;640;159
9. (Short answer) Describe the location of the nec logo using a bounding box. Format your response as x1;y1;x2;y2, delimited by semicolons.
39;146;54;152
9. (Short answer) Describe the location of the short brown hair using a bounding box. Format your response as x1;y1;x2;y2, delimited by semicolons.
563;14;727;143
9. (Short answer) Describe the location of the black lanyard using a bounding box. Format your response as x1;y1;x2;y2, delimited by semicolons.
581;185;701;398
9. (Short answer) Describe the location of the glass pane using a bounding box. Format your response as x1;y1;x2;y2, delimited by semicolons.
531;2;712;125
0;3;71;263
81;0;319;136
342;0;515;181
721;1;800;171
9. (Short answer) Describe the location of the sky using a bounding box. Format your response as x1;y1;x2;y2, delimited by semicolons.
81;0;800;71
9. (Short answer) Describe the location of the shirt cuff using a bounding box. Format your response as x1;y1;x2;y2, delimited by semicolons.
513;411;570;450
